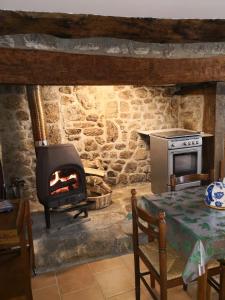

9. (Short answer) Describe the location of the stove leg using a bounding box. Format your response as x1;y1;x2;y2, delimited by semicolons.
73;208;88;219
44;206;50;229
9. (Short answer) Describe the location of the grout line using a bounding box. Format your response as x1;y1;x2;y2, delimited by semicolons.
32;283;57;292
87;263;107;299
55;273;62;300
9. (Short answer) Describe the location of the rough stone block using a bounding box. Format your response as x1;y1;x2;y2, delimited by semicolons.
129;173;146;183
65;128;82;135
106;120;118;142
59;86;72;94
84;139;98;151
125;162;137;172
115;143;126;150
44;103;60;123
95;136;106;145
134;149;148;160
86;114;98;122
101;144;114;151
16;110;30;121
119;151;133;159
76;93;93;110
105;101;118;118
135;88;148;98
118;174;128;184
111;164;123;172
83;127;104;136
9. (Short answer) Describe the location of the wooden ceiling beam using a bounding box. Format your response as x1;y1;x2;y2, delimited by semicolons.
1;10;225;43
0;47;225;85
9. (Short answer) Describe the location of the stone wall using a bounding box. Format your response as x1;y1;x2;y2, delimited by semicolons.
0;86;36;198
0;85;178;199
177;94;204;132
41;85;178;186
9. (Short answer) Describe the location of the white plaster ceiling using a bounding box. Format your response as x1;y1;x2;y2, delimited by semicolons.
0;0;225;19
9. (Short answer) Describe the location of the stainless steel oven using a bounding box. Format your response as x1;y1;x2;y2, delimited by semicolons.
150;129;202;193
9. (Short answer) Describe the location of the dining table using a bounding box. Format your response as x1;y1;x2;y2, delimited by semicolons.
138;186;225;300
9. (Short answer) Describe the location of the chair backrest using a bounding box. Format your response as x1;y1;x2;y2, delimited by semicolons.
131;189;167;275
170;173;210;191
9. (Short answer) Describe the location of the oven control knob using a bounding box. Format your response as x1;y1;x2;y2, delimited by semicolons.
188;141;191;145
192;141;195;145
171;143;175;147
196;141;199;144
184;142;187;146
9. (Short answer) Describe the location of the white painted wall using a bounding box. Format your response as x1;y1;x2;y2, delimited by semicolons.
0;0;225;19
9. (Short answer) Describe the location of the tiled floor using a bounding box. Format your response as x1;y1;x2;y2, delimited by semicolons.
32;253;219;300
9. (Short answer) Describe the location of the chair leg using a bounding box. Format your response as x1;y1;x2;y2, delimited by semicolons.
219;262;225;300
183;283;188;291
206;283;211;300
151;274;155;288
134;254;141;300
160;283;167;300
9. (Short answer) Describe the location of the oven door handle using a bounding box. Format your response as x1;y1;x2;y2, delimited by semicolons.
169;147;202;154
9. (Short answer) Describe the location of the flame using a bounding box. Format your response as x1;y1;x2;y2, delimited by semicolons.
50;171;77;187
50;170;78;195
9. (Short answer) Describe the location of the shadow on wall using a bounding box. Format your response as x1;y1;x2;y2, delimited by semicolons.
0;85;36;199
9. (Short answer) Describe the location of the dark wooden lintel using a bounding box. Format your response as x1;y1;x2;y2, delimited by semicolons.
1;48;225;85
174;83;216;95
2;10;225;43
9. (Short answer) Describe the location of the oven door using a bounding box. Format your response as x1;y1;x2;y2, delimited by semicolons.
168;146;202;190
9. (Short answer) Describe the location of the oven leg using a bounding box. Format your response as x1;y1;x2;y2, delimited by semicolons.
44;206;51;229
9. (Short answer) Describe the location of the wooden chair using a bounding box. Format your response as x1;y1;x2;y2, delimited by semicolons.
170;173;210;191
131;188;187;300
0;198;33;299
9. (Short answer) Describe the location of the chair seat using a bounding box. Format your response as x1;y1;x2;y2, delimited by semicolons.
140;241;220;281
140;240;186;280
0;250;30;299
208;260;220;269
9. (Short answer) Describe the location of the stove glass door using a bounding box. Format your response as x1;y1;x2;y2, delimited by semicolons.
173;152;197;176
168;146;202;178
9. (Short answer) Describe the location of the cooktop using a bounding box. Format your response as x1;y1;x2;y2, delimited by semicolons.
151;129;200;139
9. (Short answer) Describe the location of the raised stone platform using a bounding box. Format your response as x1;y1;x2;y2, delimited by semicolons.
32;182;151;273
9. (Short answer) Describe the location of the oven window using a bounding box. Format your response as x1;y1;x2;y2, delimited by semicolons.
173;152;197;176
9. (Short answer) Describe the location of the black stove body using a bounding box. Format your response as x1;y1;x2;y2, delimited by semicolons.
36;144;90;228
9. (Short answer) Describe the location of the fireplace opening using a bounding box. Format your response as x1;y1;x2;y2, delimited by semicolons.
49;167;79;196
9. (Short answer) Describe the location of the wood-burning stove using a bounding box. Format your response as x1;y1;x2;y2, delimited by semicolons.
36;143;91;228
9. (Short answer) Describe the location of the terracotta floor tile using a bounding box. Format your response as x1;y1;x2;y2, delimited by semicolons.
57;263;97;294
108;288;150;300
89;256;125;273
62;285;105;300
122;253;148;273
94;265;134;298
32;272;56;290
33;285;60;300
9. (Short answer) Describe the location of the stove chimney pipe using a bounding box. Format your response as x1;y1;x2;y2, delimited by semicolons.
26;85;47;147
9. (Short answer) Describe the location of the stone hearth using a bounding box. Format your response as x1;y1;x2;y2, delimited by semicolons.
32;182;150;273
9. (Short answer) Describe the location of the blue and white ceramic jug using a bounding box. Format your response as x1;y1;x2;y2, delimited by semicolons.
205;178;225;209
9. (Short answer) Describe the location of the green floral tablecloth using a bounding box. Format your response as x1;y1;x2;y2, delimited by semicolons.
139;186;225;283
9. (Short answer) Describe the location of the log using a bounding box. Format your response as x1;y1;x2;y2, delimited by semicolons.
84;167;105;177
1;47;225;85
2;10;225;43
